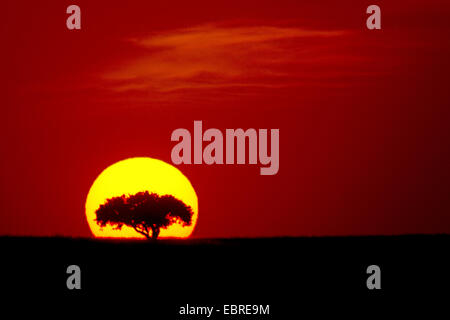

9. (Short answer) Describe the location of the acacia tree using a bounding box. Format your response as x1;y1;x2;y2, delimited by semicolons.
95;191;194;240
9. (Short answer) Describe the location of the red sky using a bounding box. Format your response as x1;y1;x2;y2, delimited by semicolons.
1;0;450;238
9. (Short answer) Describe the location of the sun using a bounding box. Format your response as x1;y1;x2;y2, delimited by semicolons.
85;157;198;239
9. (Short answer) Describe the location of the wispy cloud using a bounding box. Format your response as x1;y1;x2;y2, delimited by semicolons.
102;24;358;95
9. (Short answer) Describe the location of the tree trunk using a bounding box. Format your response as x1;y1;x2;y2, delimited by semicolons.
151;226;160;240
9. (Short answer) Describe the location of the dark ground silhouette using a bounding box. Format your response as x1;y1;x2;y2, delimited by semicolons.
1;235;448;315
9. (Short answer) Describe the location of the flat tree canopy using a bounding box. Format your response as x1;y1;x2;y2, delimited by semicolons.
95;191;194;240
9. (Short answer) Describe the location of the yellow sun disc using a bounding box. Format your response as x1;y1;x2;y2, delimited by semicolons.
85;157;198;239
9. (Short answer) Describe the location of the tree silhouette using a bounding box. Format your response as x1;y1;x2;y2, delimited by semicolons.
95;191;194;240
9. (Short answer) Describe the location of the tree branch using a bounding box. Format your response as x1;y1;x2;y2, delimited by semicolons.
132;224;150;238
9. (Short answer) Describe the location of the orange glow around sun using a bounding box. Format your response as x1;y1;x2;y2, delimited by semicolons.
85;157;198;239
